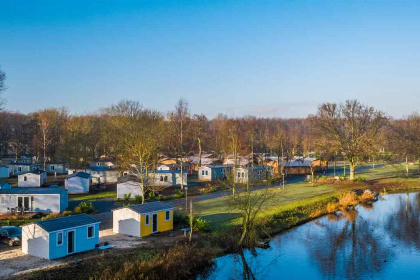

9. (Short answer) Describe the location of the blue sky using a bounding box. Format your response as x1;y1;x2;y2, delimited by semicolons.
1;0;419;118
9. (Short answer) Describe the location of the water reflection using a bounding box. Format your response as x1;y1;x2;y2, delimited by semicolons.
205;192;420;280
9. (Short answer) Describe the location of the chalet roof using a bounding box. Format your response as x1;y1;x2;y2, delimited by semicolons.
117;175;141;184
0;182;11;188
125;201;173;214
67;172;91;179
0;187;67;195
22;170;46;175
36;214;99;233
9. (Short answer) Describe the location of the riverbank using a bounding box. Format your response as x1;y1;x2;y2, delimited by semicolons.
14;164;420;279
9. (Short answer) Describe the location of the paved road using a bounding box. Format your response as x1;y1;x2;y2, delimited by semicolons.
92;164;383;228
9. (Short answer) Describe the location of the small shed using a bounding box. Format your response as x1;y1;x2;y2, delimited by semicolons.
18;170;47;187
0;166;9;178
65;172;91;194
112;201;173;237
117;176;143;199
0;186;68;213
21;214;100;260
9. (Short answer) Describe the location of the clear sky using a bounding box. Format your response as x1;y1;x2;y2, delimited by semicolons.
1;0;419;118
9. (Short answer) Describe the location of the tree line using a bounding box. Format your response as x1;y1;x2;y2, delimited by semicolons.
0;67;419;180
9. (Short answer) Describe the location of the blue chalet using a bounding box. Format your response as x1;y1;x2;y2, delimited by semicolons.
21;214;100;260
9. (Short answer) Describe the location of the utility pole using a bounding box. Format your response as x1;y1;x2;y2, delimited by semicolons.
185;186;188;210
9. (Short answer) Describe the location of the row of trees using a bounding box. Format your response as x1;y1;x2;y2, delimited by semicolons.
1;98;419;180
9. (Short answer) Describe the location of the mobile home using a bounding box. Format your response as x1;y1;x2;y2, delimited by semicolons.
21;214;100;260
198;165;232;181
117;176;143;199
0;186;68;213
113;201;173;237
65;172;91;194
18;170;47;187
0;166;9;178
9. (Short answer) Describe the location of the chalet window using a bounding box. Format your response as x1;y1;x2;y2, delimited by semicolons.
242;172;245;178
237;172;240;177
87;225;94;238
0;196;4;205
160;176;163;182
18;167;22;172
145;214;150;225
165;210;170;221
57;232;63;245
24;176;27;181
51;165;55;171
164;176;168;182
201;170;204;175
205;170;208;175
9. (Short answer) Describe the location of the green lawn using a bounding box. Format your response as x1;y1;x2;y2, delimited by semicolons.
193;163;420;229
69;191;117;201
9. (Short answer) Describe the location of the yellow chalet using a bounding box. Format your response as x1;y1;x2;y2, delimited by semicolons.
112;201;173;238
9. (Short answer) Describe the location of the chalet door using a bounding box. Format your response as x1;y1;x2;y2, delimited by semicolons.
17;196;31;211
152;213;158;233
68;231;75;254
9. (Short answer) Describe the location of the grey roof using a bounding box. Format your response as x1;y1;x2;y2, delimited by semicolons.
117;175;141;184
126;201;173;214
8;162;34;166
22;170;46;175
68;172;91;179
36;214;99;233
0;187;67;195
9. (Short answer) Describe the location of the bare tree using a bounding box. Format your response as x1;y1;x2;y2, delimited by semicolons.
0;66;6;111
310;100;387;180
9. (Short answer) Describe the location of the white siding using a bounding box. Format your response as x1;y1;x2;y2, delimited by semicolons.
113;208;141;237
117;181;143;199
18;173;45;187
65;177;90;194
0;194;63;213
198;166;212;181
21;224;50;260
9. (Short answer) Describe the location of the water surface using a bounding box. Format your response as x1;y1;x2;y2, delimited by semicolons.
204;192;420;280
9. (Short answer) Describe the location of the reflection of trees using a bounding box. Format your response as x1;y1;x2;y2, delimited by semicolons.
305;209;392;279
385;193;420;249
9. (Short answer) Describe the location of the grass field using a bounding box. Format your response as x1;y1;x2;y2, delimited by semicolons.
69;191;117;201
193;163;420;229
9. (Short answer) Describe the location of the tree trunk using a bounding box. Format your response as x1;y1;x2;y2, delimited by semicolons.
406;156;409;177
198;137;202;167
349;164;355;180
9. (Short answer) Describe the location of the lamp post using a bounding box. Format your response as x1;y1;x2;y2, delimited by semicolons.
282;173;285;189
185;186;188;210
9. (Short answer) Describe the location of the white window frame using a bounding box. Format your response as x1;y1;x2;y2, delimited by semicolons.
87;225;95;239
18;167;22;172
56;231;63;246
165;210;171;221
145;214;150;225
51;165;55;171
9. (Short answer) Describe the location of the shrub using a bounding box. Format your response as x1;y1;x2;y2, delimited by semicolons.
148;192;156;200
134;195;142;204
43;213;60;220
75;202;94;214
338;175;345;181
173;212;189;227
174;189;184;198
62;210;73;216
326;202;339;213
353;176;367;182
360;191;375;202
338;192;359;208
123;193;132;201
193;218;210;232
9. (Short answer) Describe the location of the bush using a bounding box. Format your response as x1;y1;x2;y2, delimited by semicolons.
123;193;131;201
43;213;60;220
148;192;156;200
62;210;73;216
353;176;367;182
193;218;210;232
134;195;142;204
173;212;189;227
75;202;94;214
360;191;375;202
338;175;345;181
326;202;339;213
338;192;359;208
174;189;184;198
